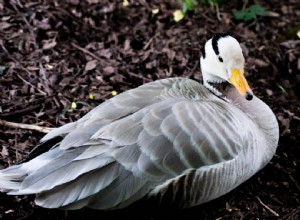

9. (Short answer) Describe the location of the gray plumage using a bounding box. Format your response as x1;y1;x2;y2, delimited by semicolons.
0;35;279;210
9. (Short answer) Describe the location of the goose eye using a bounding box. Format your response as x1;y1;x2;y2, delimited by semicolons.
218;57;223;62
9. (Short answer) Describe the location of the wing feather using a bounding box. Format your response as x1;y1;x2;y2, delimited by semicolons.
86;171;149;209
18;154;114;194
35;162;122;208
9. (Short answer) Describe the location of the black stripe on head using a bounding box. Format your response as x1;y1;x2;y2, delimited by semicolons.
212;33;231;55
201;46;206;59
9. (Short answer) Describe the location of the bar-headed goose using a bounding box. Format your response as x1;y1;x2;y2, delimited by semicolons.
0;34;279;210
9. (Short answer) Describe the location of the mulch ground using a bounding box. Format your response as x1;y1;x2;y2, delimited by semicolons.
0;0;299;219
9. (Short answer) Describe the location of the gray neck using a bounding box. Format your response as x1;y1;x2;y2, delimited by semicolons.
225;88;279;154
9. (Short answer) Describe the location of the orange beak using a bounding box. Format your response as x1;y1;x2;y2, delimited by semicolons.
229;68;253;100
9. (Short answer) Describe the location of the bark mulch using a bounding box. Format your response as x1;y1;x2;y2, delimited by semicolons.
0;0;299;219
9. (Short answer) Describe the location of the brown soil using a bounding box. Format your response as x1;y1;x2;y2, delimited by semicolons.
0;0;299;219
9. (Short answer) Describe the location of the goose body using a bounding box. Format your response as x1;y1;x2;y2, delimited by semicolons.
0;34;279;210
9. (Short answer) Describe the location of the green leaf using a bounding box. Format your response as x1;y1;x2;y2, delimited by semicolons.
181;0;197;13
234;10;254;21
182;3;188;13
244;12;256;21
234;11;246;20
234;4;266;21
209;0;219;6
249;4;266;16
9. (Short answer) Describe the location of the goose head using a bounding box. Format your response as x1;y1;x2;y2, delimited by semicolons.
200;33;253;100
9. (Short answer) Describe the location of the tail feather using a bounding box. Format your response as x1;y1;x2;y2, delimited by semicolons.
0;147;63;193
0;171;23;192
35;162;122;208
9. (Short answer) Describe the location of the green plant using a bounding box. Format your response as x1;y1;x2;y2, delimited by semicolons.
200;0;221;7
234;4;266;21
176;0;266;23
178;0;222;14
178;0;198;14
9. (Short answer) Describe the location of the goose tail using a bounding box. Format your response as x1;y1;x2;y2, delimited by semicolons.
0;164;25;193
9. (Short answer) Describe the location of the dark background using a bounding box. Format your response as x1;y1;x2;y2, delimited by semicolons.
0;0;299;219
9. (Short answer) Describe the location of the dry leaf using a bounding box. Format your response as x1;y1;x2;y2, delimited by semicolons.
0;22;12;30
1;146;9;158
18;140;30;151
42;39;57;50
103;66;114;74
87;0;101;4
84;60;98;72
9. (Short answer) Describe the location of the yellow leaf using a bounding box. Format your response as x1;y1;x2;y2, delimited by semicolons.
123;0;129;7
71;102;77;109
152;9;159;14
173;10;184;22
45;64;54;70
111;90;118;96
89;94;94;100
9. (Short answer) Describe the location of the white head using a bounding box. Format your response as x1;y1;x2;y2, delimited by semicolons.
200;33;253;100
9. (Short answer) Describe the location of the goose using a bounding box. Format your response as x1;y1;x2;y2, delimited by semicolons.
0;33;279;210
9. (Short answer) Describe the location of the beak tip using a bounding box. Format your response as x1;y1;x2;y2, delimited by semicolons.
245;91;253;101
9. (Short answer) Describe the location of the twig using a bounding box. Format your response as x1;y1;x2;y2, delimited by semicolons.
16;74;47;96
0;95;53;108
186;59;199;78
71;42;102;61
143;32;159;50
256;196;280;217
0;119;53;134
215;4;221;21
0;104;41;118
127;71;152;83
281;207;300;220
39;62;51;95
289;174;300;192
242;0;249;10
